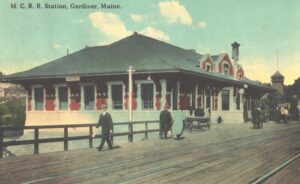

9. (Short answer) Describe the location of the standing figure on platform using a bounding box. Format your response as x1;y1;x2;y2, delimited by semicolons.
283;107;289;124
172;110;186;139
160;105;172;139
252;107;262;129
189;106;194;116
96;104;113;151
195;105;204;117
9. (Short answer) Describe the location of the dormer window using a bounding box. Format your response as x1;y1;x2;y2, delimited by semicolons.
206;65;211;72
223;63;229;76
239;73;243;79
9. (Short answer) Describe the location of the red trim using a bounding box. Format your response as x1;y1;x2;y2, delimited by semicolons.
45;87;55;111
166;94;171;108
155;95;161;110
237;67;244;78
218;55;233;76
70;99;80;110
96;97;106;110
45;99;55;111
197;96;202;107
124;94;137;110
132;93;137;110
69;84;81;111
27;93;31;111
179;93;190;110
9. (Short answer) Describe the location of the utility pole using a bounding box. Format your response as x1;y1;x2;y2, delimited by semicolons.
127;66;135;122
277;49;278;71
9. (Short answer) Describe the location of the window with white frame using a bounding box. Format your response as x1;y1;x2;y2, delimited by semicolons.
34;87;44;111
58;86;68;110
111;84;123;109
221;90;230;110
84;85;95;110
141;83;154;109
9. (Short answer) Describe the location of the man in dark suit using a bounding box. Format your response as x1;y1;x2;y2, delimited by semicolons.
195;105;204;117
160;105;172;139
96;104;113;151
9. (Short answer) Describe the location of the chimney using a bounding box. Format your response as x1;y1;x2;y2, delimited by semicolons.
67;48;69;56
231;41;240;67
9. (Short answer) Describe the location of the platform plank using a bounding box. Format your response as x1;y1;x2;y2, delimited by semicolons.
0;123;300;184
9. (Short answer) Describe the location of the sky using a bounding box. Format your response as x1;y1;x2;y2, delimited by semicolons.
0;0;299;84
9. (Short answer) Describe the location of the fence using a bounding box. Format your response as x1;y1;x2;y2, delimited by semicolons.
0;120;159;158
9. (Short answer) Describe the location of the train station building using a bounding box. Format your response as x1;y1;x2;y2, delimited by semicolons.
3;32;274;125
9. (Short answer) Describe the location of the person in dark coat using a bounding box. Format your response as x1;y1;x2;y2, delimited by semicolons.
194;105;204;117
252;107;262;129
160;105;172;139
96;104;113;151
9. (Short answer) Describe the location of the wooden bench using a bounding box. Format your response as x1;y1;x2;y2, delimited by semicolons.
185;116;211;132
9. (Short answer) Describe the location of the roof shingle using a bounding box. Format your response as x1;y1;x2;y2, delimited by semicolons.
4;33;273;91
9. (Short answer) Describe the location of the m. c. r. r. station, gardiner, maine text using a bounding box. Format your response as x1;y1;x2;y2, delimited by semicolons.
10;2;121;9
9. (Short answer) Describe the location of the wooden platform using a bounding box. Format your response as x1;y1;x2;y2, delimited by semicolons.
264;156;300;184
1;123;300;184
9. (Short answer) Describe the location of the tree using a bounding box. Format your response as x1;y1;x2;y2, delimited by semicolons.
0;97;25;127
285;77;300;120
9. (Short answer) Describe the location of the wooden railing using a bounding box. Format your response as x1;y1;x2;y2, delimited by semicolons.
0;120;159;158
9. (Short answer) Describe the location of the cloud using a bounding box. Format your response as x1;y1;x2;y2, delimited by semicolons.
0;58;49;74
198;21;207;29
196;45;210;54
89;12;131;42
140;26;170;41
89;12;170;44
130;14;143;23
242;60;273;84
72;19;84;25
53;44;62;49
241;54;300;85
159;1;192;25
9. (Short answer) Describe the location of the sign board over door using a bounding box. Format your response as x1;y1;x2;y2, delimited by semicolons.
66;76;80;82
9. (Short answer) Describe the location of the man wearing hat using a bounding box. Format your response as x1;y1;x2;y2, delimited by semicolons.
159;105;172;139
96;104;113;151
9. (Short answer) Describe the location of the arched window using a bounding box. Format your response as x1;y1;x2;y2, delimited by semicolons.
223;63;229;76
206;64;211;72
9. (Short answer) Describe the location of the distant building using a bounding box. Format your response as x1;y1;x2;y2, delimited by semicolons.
0;82;26;98
3;33;274;126
271;71;285;94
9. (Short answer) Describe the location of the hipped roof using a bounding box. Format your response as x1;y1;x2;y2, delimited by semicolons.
4;33;273;91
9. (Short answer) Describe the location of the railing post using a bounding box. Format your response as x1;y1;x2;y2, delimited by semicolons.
0;129;3;159
128;123;133;142
89;126;93;148
145;122;148;139
34;128;39;154
128;123;130;142
64;127;68;151
111;125;114;145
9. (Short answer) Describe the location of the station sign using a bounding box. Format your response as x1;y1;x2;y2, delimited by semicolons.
66;76;80;82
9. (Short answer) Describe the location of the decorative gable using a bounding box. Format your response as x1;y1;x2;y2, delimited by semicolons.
236;67;244;79
202;58;214;72
218;54;234;76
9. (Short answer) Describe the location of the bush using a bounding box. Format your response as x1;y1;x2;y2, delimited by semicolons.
0;97;26;127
